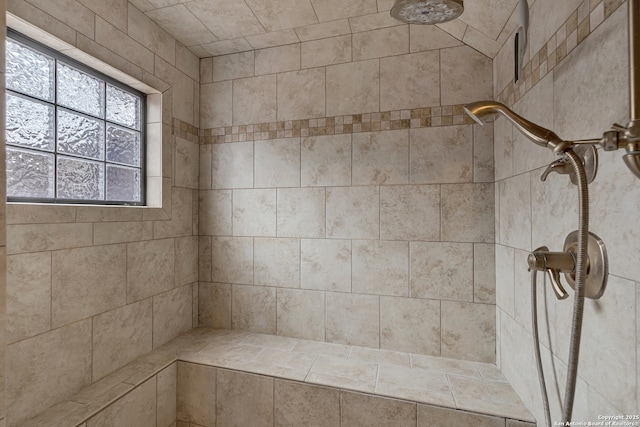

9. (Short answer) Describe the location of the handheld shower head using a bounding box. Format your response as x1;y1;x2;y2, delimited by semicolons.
464;100;565;151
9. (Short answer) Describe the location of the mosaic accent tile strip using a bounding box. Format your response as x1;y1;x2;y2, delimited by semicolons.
172;118;199;144
496;0;623;108
200;105;477;144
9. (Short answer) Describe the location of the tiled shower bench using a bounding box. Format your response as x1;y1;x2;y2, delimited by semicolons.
19;327;536;427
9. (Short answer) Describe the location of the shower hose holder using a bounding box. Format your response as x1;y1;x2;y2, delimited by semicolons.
527;231;608;300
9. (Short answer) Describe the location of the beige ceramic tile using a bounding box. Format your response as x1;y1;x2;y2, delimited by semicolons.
232;189;277;237
311;0;377;21
274;380;340;427
277;68;326;120
211;237;254;284
254;238;300;288
441;183;495;243
175;236;198;287
353;25;408;61
232;284;276;334
200;144;212;190
448;374;529;414
441;301;495;363
245;29;300;49
300;239;351;292
6;205;76;224
473;122;495;183
326;59;380;116
301;134;352;187
440;46;493;105
301;35;352;68
417;404;504;427
379;185;440;241
94;17;154;72
52;244;126;328
254;138;301;188
474;243;496;304
352;129;409;185
410;125;473;184
326;186;379;239
200;81;232;128
7;223;92;255
380;50;440;110
156;364;177;427
185;0;264;40
198;283;232;329
292;340;351;358
7;252;51;344
377;364;451;393
580;275;636;413
410;354;481;378
380;296;440;356
349;10;402;32
177;361;216;425
499;174;531;250
92;299;153;381
352;240;409;296
126;239;174;304
276;188;326;238
153;285;193;348
201;38;253;57
93;221;154;245
25;0;94;38
462;25;502;58
146;4;217;47
216;369;274;427
199;236;212;282
211;142;254;189
348;346;410;367
246;0;317;31
410;24;463;52
476;363;506;382
199;190;232;236
252;45;298;77
152;187;194;240
326;293;379;347
86;377;156;427
276;288;324;341
341;391;417;427
212;51;254;82
294;19;351;41
128;3;175;64
7;320;92;426
233;75;277;125
410;242;474;302
493;116;514;181
305;372;376;394
310;354;378;383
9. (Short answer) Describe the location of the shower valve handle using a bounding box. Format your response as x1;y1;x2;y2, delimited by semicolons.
528;247;573;300
541;159;572;181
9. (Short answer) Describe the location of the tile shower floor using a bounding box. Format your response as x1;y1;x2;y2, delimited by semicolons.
179;328;535;423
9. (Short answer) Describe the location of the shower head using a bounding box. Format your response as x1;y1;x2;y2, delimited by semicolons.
390;0;464;25
464;100;565;151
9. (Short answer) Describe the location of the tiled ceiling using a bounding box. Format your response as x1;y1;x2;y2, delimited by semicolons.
131;0;521;59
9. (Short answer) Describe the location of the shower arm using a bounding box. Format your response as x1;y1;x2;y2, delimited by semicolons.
466;1;640;178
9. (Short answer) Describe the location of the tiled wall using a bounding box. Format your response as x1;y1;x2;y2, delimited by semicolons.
176;361;531;427
4;1;199;425
492;0;639;422
199;24;497;363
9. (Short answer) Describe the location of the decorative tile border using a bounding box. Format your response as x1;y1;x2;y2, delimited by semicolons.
172;118;200;144
200;104;477;144
496;0;624;108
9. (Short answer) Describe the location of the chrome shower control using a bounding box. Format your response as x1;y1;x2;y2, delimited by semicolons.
562;231;608;299
540;146;598;185
528;246;573;300
528;231;608;301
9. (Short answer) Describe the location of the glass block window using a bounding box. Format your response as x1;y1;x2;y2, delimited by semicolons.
6;30;145;205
